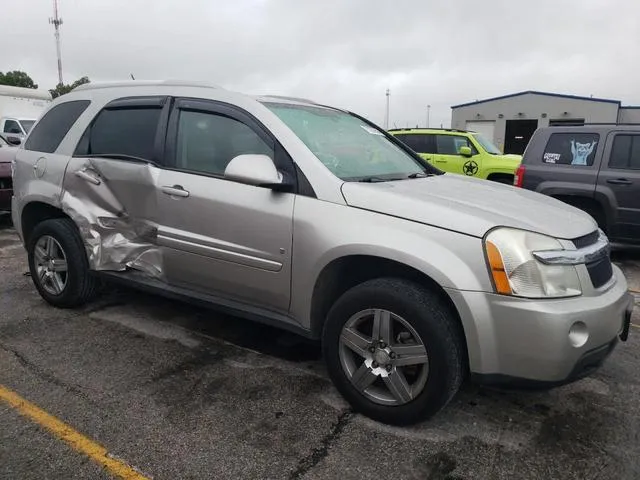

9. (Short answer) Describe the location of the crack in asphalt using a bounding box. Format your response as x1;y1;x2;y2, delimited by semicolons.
288;409;353;480
0;341;100;407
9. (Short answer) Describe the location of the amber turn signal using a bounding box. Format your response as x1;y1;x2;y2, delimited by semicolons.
486;241;512;295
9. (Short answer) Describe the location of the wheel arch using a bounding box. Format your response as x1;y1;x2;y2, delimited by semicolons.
309;254;470;370
20;201;71;245
486;172;515;184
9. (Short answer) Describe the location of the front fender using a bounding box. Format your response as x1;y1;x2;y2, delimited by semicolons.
289;196;492;328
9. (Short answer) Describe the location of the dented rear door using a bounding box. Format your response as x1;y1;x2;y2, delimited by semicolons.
61;96;169;276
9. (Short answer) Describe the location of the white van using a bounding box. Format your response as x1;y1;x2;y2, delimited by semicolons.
0;85;52;141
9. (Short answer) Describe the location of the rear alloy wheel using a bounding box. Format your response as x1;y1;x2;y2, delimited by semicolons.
323;278;465;425
27;218;98;308
33;235;69;296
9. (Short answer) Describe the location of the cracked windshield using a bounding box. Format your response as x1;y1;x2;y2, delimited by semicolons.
266;103;427;181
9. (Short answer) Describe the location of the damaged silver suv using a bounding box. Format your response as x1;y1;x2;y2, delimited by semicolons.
12;81;634;425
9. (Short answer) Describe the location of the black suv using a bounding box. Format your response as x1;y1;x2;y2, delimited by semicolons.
516;125;640;245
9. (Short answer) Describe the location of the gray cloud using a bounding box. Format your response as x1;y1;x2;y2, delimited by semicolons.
3;0;639;128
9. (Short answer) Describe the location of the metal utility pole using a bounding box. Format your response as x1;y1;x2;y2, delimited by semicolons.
427;105;431;128
49;0;64;85
384;88;390;130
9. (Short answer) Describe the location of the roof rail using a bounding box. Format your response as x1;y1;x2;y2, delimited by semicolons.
548;123;640;127
260;95;319;105
583;122;640;126
73;80;221;92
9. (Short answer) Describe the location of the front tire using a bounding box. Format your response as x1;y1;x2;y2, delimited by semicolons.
27;218;98;308
322;278;465;425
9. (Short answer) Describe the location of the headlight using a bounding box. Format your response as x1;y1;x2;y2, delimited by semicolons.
484;228;581;298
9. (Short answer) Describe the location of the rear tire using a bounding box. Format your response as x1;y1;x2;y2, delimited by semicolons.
322;278;465;425
27;218;98;308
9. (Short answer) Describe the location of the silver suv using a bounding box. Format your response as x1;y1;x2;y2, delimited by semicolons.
11;81;634;425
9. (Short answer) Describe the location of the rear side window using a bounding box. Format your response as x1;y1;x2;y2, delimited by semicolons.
394;134;436;154
609;134;640;170
80;107;161;160
25;100;90;153
542;133;599;166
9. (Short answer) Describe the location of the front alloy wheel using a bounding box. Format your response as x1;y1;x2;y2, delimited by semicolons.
339;309;429;405
323;278;465;425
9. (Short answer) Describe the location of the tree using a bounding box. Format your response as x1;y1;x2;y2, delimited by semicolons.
0;71;38;89
49;76;90;98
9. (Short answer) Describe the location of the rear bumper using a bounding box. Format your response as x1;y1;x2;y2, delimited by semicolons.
446;266;633;383
0;189;10;212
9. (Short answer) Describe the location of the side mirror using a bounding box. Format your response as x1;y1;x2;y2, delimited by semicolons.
224;154;293;191
6;136;21;146
459;146;472;157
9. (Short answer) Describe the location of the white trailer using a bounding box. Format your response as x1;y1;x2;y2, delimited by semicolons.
0;85;52;141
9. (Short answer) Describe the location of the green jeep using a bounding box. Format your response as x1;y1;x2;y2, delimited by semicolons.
390;128;522;183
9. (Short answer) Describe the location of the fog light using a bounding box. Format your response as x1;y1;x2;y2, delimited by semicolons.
569;321;589;348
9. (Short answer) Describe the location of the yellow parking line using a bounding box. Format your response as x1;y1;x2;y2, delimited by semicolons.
0;384;149;480
631;323;640;330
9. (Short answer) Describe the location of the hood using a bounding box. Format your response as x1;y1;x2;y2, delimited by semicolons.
341;174;596;239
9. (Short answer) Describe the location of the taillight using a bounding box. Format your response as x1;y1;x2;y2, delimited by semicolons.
514;165;525;187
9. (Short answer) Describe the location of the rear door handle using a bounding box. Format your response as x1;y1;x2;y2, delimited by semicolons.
74;169;101;185
435;160;447;163
161;185;190;197
606;178;632;185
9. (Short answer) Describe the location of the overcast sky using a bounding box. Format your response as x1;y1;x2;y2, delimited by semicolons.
4;0;640;128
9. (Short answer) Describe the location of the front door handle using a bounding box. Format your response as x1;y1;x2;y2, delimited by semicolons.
161;185;190;197
435;159;447;163
606;178;632;185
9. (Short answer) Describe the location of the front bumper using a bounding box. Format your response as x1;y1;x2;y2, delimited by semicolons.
446;265;633;384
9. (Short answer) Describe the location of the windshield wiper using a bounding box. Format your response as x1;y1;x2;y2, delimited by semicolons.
357;176;390;183
407;172;432;179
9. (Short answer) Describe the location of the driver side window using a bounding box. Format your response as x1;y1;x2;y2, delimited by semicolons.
176;110;274;176
3;120;21;134
436;135;477;155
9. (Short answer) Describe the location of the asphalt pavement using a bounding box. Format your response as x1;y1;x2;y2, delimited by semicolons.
1;222;640;480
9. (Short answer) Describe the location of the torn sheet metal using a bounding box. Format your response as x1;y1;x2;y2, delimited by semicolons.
60;158;164;278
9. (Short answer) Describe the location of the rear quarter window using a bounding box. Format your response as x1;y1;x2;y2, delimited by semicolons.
25;100;91;153
542;132;600;166
76;106;162;161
